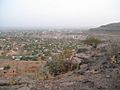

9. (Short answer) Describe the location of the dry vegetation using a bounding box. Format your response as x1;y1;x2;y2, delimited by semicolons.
0;31;120;90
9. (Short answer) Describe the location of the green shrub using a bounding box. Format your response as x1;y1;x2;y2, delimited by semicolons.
44;59;77;76
83;36;102;48
45;60;64;76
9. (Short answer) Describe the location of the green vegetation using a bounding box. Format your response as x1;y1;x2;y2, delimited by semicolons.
45;60;64;76
83;36;102;48
0;37;81;61
43;59;77;76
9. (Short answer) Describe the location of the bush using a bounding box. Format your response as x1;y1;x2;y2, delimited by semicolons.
107;42;120;64
44;59;77;76
83;37;102;48
4;65;11;70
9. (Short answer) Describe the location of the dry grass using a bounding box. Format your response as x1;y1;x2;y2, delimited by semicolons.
0;60;43;79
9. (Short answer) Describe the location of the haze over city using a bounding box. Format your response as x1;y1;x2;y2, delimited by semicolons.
0;0;120;29
1;0;120;90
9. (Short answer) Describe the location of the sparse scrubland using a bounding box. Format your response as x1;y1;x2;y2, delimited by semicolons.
0;30;120;90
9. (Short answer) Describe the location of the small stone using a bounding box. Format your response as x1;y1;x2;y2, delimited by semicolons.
106;75;111;78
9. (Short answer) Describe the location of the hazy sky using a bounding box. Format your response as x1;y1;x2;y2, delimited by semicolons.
0;0;120;28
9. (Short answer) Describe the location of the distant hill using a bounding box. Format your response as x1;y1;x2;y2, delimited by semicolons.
90;22;120;32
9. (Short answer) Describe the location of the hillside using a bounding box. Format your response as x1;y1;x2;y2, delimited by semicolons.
0;31;120;90
0;41;120;90
90;22;120;32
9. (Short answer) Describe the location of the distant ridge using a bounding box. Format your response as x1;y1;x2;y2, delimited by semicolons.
90;22;120;32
